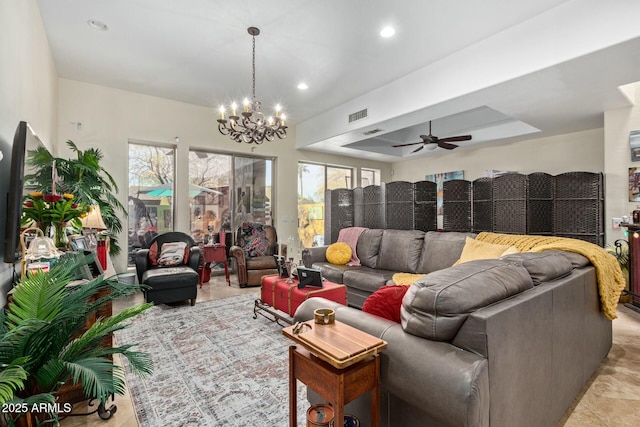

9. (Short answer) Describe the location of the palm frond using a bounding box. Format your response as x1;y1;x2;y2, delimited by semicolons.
61;304;152;362
63;357;124;403
0;363;28;404
5;260;77;326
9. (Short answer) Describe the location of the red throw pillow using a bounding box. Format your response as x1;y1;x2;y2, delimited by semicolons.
362;285;410;323
149;242;159;266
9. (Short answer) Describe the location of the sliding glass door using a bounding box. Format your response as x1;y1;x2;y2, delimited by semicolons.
188;151;273;244
127;142;176;265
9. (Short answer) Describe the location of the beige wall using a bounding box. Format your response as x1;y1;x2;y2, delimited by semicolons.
57;79;390;271
390;128;604;182
0;0;59;302
605;85;640;246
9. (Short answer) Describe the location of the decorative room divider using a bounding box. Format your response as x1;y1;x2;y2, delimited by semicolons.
324;171;604;246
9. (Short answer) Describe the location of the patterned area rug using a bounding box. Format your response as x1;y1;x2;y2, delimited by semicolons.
114;294;309;426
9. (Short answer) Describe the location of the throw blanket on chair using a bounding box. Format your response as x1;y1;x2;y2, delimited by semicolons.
477;232;625;320
338;227;368;266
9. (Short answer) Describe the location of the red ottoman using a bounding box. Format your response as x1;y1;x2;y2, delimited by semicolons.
255;275;347;324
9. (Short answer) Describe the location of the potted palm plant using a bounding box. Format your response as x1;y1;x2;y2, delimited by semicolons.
0;256;152;426
25;141;126;256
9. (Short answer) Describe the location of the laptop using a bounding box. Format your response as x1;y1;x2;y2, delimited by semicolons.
296;267;324;289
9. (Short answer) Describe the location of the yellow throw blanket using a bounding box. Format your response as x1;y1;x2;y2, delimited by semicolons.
477;232;625;320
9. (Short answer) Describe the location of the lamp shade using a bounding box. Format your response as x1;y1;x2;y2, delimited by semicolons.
81;205;107;229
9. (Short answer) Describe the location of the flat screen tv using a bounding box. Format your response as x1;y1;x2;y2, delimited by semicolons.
2;121;47;263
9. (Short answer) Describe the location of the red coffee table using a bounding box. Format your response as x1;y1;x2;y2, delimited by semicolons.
254;275;347;325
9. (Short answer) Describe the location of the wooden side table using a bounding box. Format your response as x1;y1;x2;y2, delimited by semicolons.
284;320;386;427
289;346;380;427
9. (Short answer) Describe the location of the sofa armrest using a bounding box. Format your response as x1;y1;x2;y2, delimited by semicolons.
135;249;150;283
294;298;489;427
301;246;328;267
188;246;201;271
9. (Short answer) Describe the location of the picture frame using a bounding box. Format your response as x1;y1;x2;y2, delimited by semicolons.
81;229;98;250
69;234;88;252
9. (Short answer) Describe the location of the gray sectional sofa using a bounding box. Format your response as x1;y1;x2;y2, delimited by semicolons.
302;229;476;308
296;230;613;427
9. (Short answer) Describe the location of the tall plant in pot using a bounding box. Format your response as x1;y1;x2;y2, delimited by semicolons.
0;256;153;426
25;141;126;256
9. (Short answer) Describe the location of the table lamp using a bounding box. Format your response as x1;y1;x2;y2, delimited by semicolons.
81;205;108;269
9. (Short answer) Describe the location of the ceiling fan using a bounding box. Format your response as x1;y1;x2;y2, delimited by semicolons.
393;121;472;153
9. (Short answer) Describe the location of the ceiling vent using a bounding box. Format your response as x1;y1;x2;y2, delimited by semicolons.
348;108;368;123
363;128;384;136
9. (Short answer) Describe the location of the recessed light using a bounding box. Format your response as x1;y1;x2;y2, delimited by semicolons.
88;19;108;31
380;26;395;38
297;82;308;90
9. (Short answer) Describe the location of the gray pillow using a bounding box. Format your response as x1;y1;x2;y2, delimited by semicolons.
377;230;425;273
500;250;573;285
401;259;533;341
356;229;384;268
416;231;477;274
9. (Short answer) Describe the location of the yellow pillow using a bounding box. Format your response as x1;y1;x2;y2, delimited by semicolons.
454;237;516;265
392;273;425;285
326;242;352;265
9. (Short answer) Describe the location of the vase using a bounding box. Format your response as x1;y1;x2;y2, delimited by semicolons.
48;223;68;248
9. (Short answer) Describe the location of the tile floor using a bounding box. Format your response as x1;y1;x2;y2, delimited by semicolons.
59;271;640;427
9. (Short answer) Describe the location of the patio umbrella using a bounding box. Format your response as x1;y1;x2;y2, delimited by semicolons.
141;183;222;197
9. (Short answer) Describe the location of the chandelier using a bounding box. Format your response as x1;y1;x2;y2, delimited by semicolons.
217;27;287;144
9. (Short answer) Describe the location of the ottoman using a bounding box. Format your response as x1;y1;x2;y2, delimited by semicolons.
142;266;199;306
255;275;347;324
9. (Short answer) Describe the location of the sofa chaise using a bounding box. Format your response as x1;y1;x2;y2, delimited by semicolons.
295;230;621;426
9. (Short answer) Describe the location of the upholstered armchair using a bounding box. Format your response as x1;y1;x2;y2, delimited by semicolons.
135;231;201;306
230;223;286;288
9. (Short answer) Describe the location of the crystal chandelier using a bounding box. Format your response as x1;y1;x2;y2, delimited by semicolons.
217;27;287;144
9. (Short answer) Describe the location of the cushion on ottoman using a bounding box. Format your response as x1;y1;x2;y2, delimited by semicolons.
401;259;533;341
142;266;199;291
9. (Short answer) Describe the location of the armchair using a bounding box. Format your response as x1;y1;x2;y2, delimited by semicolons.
135;231;201;306
230;223;286;288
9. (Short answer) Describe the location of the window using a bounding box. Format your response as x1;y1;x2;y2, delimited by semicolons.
361;168;380;187
189;150;273;244
298;162;353;249
127;142;176;265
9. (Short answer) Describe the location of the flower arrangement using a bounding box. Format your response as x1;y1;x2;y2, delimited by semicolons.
22;191;90;247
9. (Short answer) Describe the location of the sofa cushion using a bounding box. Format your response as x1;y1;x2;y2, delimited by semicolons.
417;231;476;273
401;259;533;341
500;250;574;285
356;229;384;268
326;242;352;265
454;237;516;265
377;230;425;273
362;285;410;323
343;267;395;293
312;261;355;284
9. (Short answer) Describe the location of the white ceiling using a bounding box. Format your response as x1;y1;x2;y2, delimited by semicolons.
36;0;640;162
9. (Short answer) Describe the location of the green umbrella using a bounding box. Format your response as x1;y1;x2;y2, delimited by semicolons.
142;183;221;197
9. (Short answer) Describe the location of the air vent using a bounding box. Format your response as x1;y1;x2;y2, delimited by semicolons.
363;128;384;136
348;108;368;123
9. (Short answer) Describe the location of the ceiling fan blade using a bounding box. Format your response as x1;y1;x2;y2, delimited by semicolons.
393;142;423;147
437;141;459;150
412;145;424;153
438;135;472;143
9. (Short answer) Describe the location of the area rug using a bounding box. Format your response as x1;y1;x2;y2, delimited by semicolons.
114;293;309;426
